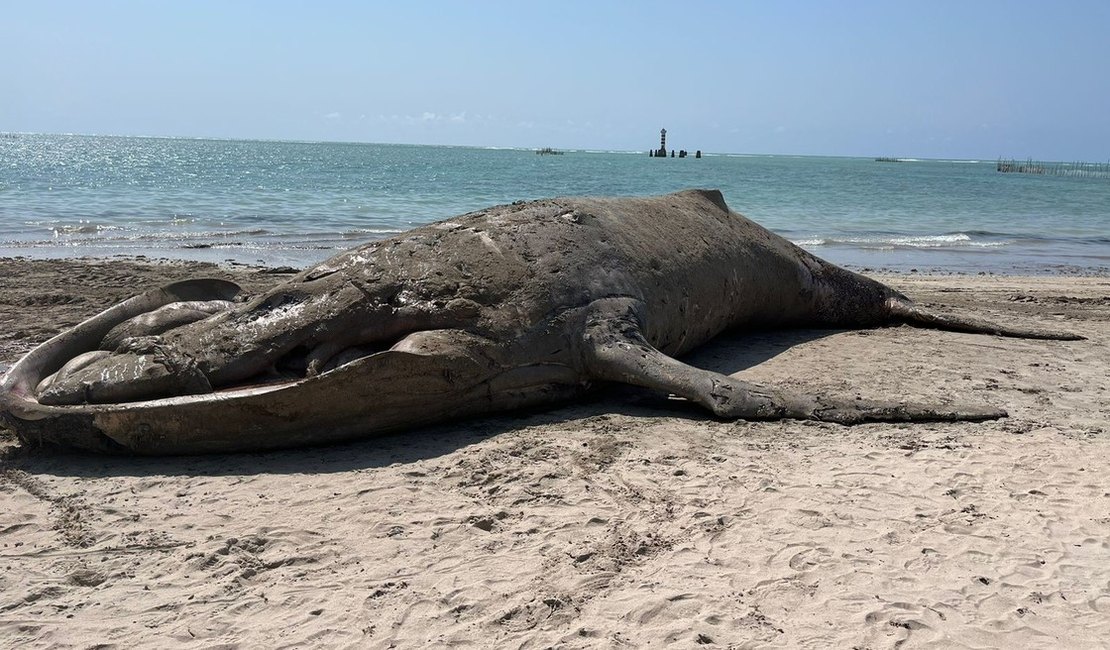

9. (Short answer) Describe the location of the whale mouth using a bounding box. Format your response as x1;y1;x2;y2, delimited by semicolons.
0;279;579;455
1;332;465;456
0;279;404;452
1;348;444;455
3;279;241;404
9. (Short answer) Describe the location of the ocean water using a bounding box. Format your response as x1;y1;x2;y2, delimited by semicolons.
2;133;1108;273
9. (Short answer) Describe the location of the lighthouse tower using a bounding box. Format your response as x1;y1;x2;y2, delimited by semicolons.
649;127;698;158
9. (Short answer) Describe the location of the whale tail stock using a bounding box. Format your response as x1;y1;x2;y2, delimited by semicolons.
886;296;1084;341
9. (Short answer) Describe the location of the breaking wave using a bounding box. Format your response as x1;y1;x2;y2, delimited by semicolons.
793;232;1013;250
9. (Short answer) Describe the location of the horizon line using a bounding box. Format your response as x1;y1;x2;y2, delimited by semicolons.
1;130;1086;164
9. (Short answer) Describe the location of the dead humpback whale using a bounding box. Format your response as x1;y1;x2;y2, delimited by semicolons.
0;190;1082;454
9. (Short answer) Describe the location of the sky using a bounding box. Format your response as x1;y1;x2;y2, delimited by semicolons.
4;1;1108;160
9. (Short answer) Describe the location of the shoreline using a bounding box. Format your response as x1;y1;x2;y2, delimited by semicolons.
2;250;1108;277
1;257;1108;647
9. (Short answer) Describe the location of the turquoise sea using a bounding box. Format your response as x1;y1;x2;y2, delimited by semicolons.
2;133;1108;273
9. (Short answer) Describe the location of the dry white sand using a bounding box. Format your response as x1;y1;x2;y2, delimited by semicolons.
1;259;1108;648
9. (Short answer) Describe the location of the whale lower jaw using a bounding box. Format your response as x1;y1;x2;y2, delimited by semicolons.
3;353;582;455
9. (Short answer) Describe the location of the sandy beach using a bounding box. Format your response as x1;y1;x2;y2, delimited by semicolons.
1;257;1108;648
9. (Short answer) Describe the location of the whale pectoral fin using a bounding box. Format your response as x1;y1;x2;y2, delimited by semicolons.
580;297;787;418
581;298;1007;424
888;297;1084;340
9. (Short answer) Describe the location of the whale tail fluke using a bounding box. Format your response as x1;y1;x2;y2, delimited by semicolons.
886;297;1084;341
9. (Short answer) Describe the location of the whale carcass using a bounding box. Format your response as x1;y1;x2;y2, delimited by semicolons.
0;190;1081;454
